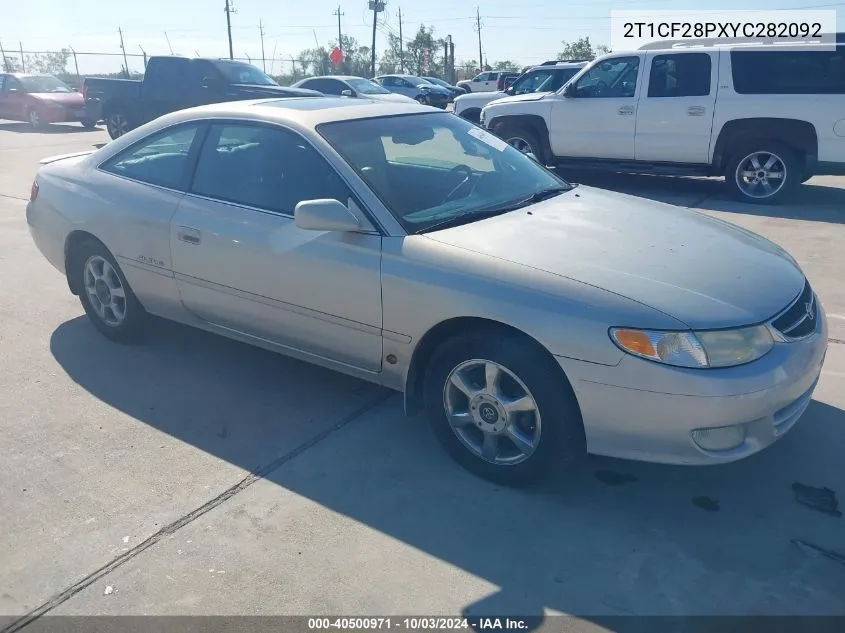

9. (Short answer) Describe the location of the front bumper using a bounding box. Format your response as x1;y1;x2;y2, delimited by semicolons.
558;305;829;465
39;104;89;124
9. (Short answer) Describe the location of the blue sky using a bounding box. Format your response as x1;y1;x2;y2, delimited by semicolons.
6;0;843;75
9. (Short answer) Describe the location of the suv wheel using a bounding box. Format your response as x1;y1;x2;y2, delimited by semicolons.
423;331;586;486
725;142;799;205
495;123;547;164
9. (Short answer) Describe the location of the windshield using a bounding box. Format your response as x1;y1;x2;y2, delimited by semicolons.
212;60;278;86
425;77;448;87
510;68;580;95
19;75;72;93
318;112;571;234
346;77;390;95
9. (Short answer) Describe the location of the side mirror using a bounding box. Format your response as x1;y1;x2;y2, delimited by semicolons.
294;199;362;232
562;83;576;98
340;89;354;97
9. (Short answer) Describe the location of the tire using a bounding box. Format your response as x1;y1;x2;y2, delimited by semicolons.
459;109;481;125
495;122;548;165
423;330;586;487
73;239;148;343
80;119;98;129
105;109;132;139
28;108;45;129
724;141;800;205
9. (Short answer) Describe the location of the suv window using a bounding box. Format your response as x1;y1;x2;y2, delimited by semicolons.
731;47;845;94
191;124;351;214
100;124;201;189
572;57;639;98
648;53;711;98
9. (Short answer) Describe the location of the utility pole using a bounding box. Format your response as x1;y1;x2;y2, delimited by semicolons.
19;42;26;72
398;7;404;73
450;39;455;82
259;20;266;71
224;0;236;60
69;47;80;82
118;28;128;77
443;37;449;81
475;7;483;73
139;44;147;68
333;6;344;49
368;0;385;78
0;41;8;72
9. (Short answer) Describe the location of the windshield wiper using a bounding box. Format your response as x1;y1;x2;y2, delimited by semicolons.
413;187;569;234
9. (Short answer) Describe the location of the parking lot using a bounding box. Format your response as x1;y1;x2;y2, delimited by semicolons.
1;121;844;626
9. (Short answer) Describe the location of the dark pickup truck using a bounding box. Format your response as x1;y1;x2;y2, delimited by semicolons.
83;56;323;139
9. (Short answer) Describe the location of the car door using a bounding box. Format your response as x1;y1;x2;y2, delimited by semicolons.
1;76;27;121
634;51;718;164
140;57;195;124
547;55;643;160
397;78;419;98
93;122;205;306
170;122;384;372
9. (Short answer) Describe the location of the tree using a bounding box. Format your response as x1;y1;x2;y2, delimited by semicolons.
493;60;520;72
557;37;610;61
332;35;371;77
26;49;71;74
380;25;445;77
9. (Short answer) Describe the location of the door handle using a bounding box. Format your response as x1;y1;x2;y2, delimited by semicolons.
618;105;635;115
687;106;706;116
177;227;201;245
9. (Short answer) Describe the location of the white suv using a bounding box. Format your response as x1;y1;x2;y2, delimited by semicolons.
481;39;845;204
456;71;505;93
454;61;588;124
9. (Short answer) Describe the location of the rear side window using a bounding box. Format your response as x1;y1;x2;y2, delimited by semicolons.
731;47;845;94
648;53;712;98
100;124;202;189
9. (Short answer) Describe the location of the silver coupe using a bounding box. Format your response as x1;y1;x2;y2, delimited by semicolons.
27;97;828;485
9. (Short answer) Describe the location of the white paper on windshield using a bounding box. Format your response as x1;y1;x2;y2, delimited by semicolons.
467;127;509;152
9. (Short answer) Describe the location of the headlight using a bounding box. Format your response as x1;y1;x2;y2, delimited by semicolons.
609;325;774;369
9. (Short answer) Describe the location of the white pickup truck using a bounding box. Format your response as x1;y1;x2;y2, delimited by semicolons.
481;38;845;204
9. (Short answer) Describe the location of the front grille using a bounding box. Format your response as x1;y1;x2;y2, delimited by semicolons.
771;280;818;340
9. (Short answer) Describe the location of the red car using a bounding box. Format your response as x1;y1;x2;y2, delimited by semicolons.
0;73;96;129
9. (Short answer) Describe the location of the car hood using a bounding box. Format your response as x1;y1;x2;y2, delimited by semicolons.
367;92;417;103
423;186;805;329
485;91;549;105
30;91;84;106
457;91;506;105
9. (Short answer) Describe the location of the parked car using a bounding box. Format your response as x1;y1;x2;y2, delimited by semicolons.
0;73;96;129
422;76;467;99
454;61;587;124
83;56;323;140
456;71;507;93
496;72;520;91
27;98;826;486
481;39;845;204
374;74;451;108
291;75;416;103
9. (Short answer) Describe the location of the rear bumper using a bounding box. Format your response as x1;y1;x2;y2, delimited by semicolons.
38;104;89;124
27;201;68;275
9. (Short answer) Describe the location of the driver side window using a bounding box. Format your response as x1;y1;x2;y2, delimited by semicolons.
573;57;640;98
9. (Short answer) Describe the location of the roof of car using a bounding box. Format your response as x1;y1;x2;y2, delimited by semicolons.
163;97;432;128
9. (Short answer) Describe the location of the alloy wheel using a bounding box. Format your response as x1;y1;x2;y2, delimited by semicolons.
443;358;542;465
83;255;127;327
107;113;129;138
735;150;787;200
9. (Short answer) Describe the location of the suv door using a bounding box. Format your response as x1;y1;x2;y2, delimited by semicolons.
548;55;642;159
170;122;384;372
140;57;195;123
635;51;718;163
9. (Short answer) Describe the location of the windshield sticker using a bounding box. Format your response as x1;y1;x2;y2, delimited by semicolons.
467;128;509;152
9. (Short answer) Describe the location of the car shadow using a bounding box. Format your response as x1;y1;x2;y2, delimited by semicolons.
0;121;98;134
562;170;845;225
49;316;845;618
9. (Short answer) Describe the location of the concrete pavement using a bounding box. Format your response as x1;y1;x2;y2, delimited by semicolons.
1;123;843;626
